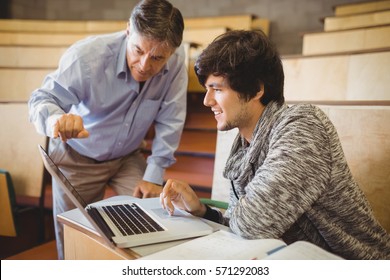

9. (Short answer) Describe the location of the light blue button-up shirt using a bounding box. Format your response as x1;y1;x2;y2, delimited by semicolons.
28;31;188;185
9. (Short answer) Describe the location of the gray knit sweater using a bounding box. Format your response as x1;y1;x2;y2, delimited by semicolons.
215;101;390;260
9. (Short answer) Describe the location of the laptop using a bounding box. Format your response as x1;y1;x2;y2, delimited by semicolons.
38;145;213;249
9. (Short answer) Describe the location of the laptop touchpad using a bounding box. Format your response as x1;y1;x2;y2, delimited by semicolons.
152;208;188;219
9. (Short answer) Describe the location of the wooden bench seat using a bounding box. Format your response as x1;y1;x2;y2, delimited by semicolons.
302;25;390;55
184;14;269;35
183;27;228;58
0;31;98;46
333;0;390;16
0;68;54;102
0;170;17;237
188;59;205;93
324;9;390;31
282;49;390;102
0;19;125;33
0;46;66;68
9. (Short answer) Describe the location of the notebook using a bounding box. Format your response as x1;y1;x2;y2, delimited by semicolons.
38;145;213;249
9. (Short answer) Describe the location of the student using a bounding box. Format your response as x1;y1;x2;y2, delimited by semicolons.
29;0;187;259
160;29;390;260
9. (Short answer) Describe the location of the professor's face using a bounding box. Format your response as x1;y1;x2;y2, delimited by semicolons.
126;30;173;82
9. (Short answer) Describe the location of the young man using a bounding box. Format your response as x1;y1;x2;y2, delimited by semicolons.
29;0;187;259
160;30;390;259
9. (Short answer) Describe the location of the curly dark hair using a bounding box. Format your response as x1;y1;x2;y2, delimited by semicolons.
195;30;284;105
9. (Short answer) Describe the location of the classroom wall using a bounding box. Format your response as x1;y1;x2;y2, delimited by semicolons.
4;0;371;55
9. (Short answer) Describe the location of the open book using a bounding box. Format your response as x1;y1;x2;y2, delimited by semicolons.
140;230;343;260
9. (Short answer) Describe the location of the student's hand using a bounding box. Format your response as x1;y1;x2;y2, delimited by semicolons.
53;114;89;142
133;180;163;198
160;179;206;217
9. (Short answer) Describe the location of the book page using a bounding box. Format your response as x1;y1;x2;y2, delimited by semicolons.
263;240;343;260
140;230;286;260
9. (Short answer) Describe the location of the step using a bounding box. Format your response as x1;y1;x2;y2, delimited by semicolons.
145;129;217;157
184;14;265;32
5;240;57;260
165;155;214;189
178;130;216;156
333;0;390;16
185;112;216;130
324;10;390;31
302;25;390;55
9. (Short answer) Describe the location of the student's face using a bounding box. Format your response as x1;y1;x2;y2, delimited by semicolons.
126;29;173;82
203;75;249;131
203;75;265;141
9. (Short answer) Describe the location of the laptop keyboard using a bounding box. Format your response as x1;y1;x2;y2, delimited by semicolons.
102;203;165;236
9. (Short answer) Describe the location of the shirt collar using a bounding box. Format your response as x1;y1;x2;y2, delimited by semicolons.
116;37;129;79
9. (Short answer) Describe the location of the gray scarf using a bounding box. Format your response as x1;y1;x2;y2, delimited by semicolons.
223;101;287;197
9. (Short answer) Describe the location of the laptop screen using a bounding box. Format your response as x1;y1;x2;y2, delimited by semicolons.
38;145;89;209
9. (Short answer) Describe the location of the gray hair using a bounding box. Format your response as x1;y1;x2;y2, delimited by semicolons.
130;0;184;49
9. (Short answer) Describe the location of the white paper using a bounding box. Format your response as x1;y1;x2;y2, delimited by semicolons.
140;230;286;260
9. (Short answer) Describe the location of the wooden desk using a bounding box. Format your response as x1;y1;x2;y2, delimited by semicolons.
57;196;226;260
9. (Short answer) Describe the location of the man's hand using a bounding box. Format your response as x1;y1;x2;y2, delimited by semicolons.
53;113;89;142
160;179;206;217
133;180;163;198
